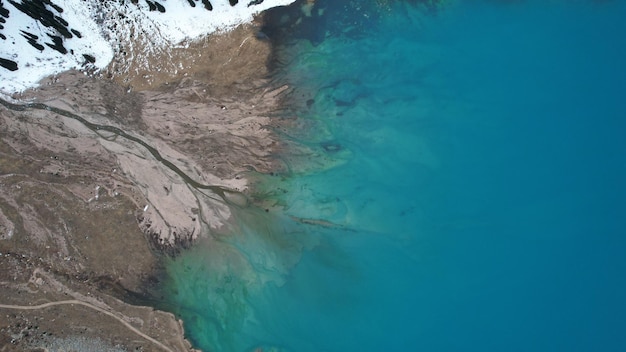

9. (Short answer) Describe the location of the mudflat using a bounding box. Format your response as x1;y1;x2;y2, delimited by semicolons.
0;23;289;351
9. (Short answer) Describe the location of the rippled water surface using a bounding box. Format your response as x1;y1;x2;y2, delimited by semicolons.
163;1;626;351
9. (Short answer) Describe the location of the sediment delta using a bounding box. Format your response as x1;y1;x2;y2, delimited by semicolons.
0;22;292;351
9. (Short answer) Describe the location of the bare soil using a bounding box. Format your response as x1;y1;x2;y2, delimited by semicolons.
0;21;291;352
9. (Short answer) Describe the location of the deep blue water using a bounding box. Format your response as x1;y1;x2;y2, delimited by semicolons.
163;1;626;351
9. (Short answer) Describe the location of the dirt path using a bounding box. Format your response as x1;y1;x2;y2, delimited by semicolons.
0;300;174;352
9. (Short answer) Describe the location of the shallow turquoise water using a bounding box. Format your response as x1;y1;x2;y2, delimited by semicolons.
163;1;626;351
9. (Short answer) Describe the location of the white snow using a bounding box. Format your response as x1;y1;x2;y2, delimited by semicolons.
0;0;296;95
140;0;296;44
0;1;113;94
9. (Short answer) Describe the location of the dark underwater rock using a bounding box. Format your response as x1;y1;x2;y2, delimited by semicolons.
321;141;341;153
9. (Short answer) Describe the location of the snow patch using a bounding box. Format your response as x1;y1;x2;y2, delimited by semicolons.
0;0;113;93
0;0;296;95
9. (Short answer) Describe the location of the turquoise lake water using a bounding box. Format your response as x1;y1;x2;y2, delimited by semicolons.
162;1;626;351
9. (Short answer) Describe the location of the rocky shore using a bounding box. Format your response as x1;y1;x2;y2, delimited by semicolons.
0;21;291;351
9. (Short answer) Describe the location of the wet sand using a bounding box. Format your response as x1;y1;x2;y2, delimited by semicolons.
0;22;291;351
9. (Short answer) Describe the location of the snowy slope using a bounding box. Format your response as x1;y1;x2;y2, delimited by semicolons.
0;0;296;94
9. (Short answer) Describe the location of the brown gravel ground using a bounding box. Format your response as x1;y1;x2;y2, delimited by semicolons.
0;20;293;352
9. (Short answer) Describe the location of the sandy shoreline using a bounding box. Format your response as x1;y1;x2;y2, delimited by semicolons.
0;19;293;351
